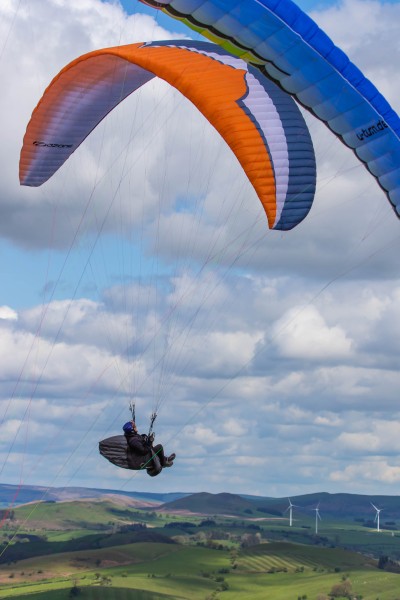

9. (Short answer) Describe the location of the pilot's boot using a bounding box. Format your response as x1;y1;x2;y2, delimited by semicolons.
163;453;176;467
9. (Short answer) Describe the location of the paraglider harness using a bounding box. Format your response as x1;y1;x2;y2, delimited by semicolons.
98;403;162;477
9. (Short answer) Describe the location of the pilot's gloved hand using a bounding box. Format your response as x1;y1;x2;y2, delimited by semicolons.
141;434;150;446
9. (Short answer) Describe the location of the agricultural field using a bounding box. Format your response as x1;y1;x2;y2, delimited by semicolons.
262;519;400;560
1;540;400;600
0;497;400;599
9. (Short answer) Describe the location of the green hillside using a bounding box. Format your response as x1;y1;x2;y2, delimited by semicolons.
1;495;400;599
239;541;375;572
7;591;171;600
1;538;400;600
160;492;264;516
250;491;400;520
0;484;187;508
13;500;150;530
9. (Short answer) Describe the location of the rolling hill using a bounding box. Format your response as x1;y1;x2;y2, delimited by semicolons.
159;492;263;516
2;483;400;524
0;483;188;507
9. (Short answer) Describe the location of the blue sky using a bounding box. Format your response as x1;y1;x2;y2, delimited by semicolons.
0;0;400;500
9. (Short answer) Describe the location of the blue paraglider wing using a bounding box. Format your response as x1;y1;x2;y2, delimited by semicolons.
140;0;400;218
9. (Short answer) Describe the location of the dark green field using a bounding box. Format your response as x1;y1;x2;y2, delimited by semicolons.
0;495;400;599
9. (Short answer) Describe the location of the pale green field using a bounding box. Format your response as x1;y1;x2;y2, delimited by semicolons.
2;499;400;600
0;543;222;599
1;588;174;600
3;567;400;600
13;501;151;529
1;540;400;600
224;569;400;600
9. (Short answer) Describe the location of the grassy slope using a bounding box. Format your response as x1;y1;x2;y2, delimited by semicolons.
225;569;400;600
4;590;173;600
9;501;178;538
2;499;400;599
0;543;222;599
1;540;400;600
239;541;375;571
13;501;141;529
160;492;263;516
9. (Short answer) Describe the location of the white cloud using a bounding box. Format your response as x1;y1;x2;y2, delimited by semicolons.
1;419;22;443
0;0;184;249
0;306;17;320
272;305;353;361
331;461;400;485
338;421;400;454
235;455;266;467
184;424;224;447
312;0;400;104
0;0;398;496
220;418;247;437
314;414;341;427
181;330;262;377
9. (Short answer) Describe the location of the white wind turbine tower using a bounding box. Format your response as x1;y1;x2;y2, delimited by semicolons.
371;503;382;532
285;498;296;527
313;504;321;535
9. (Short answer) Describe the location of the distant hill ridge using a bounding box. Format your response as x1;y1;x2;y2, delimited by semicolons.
159;492;257;515
1;484;398;520
160;491;400;519
0;483;188;507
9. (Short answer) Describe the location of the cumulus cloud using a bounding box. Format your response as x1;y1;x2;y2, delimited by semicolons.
0;0;399;496
331;461;400;485
271;305;354;361
337;421;400;454
0;306;17;320
312;0;400;104
0;0;185;249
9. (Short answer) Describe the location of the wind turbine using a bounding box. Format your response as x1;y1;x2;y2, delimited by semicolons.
285;498;297;527
371;503;382;532
313;504;322;535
